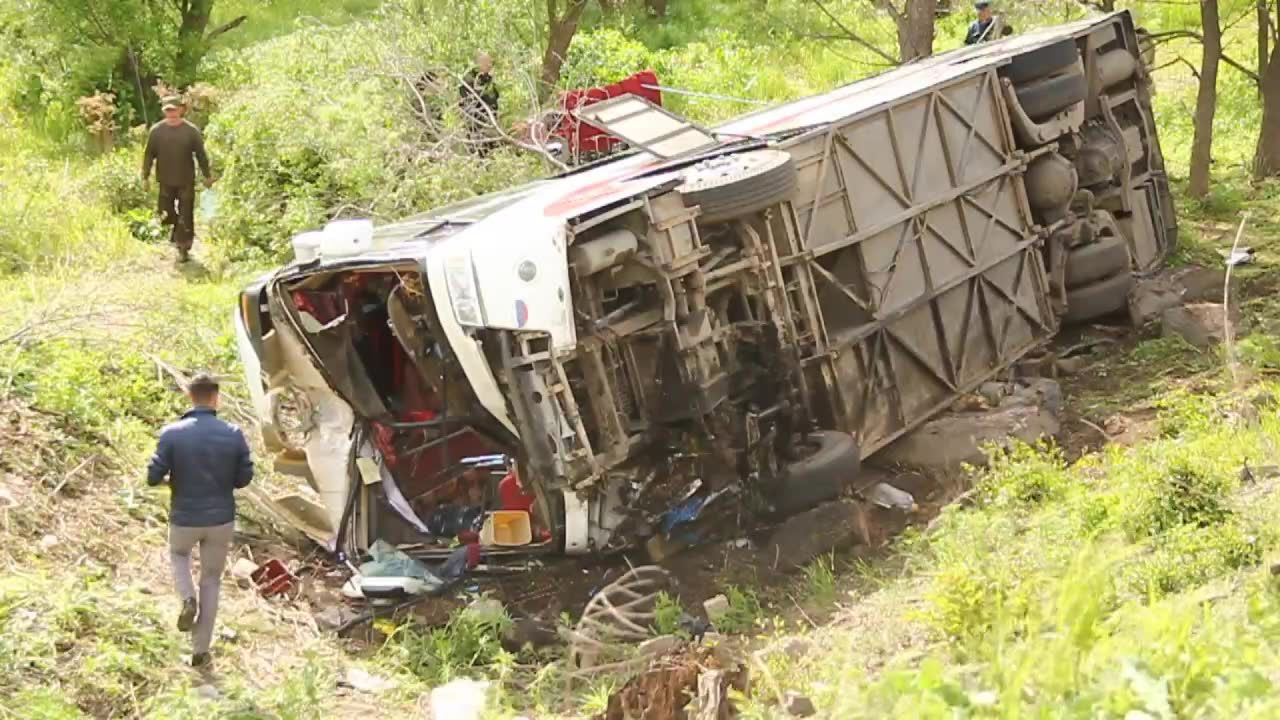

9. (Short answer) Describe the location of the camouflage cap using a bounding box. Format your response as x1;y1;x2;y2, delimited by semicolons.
160;94;185;110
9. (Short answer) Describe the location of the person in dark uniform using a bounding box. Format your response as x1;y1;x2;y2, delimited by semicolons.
459;52;500;156
147;372;253;668
965;1;1011;45
141;95;214;263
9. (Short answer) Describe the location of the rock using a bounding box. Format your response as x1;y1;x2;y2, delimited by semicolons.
703;595;730;626
38;534;58;551
978;382;1009;407
1055;356;1090;376
195;684;221;701
1161;302;1240;348
230;558;260;588
783;691;816;717
314;605;356;631
762;499;871;572
639;634;682;657
501;617;562;653
1128;276;1184;326
339;667;397;694
879;379;1062;472
430;678;490;720
779;637;812;661
463;597;507;626
1171;267;1226;302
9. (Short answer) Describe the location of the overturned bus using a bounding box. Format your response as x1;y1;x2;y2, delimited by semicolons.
235;11;1175;560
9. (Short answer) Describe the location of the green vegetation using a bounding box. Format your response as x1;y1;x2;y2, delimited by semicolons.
3;0;1280;717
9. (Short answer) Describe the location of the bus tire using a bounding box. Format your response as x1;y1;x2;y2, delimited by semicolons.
1064;270;1133;323
768;431;860;516
1003;39;1080;84
679;149;798;224
1066;233;1130;289
1015;71;1087;121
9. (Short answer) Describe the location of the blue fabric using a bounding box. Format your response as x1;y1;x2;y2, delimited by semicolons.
147;407;253;527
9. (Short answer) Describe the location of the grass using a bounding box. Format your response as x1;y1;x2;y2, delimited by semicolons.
6;0;1280;717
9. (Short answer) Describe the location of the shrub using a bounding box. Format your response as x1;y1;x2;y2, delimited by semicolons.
976;440;1070;509
382;606;512;686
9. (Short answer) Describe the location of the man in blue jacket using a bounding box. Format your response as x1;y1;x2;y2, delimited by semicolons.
147;372;253;668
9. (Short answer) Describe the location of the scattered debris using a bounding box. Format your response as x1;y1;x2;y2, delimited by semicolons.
691;669;730;720
338;667;397;695
250;558;296;598
599;648;745;720
230;558;260;588
865;483;916;512
638;634;682;657
568;565;672;673
1160;302;1240;348
38;534;58;551
1223;246;1256;266
783;691;817;717
429;678;490;720
879;379;1062;473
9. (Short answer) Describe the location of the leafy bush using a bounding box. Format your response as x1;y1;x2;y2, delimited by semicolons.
715;585;764;634
1122;520;1262;596
651;590;685;636
202;19;545;261
382;607;512;686
976;440;1070;509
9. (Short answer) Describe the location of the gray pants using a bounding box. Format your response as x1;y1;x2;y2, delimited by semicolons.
169;522;233;654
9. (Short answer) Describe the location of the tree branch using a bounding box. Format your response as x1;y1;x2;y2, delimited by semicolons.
1222;51;1262;83
1145;29;1260;84
806;0;900;66
205;15;248;41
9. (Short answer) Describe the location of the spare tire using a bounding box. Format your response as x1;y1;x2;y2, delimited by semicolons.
767;431;860;516
678;149;798;225
1015;71;1087;121
1066;234;1130;289
1064;270;1133;323
1003;39;1080;84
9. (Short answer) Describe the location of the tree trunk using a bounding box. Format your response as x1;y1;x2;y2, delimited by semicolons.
175;0;215;87
1189;0;1221;198
646;0;668;17
541;0;590;99
1255;40;1280;177
1259;0;1270;86
896;0;936;62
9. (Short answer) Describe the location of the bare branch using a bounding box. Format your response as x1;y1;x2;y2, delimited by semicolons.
805;0;901;66
205;15;247;42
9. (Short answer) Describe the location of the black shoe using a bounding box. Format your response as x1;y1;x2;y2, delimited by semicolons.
191;652;212;668
177;597;198;632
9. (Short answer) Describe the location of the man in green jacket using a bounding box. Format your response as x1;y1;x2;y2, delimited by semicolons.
141;95;214;263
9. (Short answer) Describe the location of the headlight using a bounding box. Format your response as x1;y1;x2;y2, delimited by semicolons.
444;252;484;326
